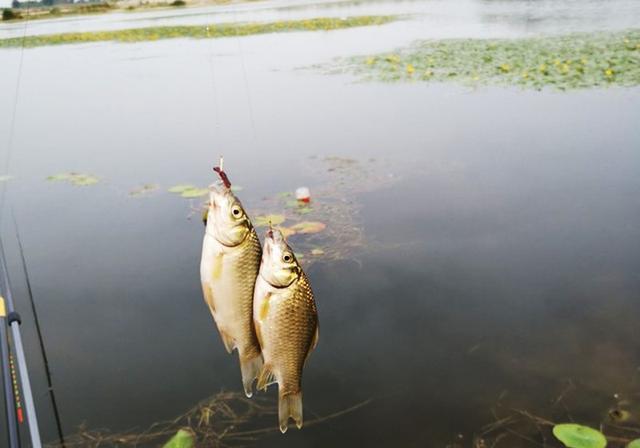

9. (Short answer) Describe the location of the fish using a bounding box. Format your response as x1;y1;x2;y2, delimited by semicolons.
200;183;263;397
253;228;319;433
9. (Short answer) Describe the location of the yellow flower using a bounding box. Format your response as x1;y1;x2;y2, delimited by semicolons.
522;71;529;79
366;57;376;65
424;69;433;77
605;68;614;77
561;63;570;73
539;63;548;72
554;59;561;65
406;64;415;74
580;58;588;65
499;63;511;73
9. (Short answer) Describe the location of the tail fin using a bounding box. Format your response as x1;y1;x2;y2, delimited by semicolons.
278;392;303;433
239;354;263;398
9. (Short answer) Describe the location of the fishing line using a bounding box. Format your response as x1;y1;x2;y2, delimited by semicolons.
232;10;257;139
205;24;221;143
12;211;66;447
0;2;31;224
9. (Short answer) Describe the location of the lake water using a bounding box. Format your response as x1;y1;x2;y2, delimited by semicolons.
0;0;639;446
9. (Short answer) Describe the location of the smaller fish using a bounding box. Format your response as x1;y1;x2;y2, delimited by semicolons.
253;229;319;433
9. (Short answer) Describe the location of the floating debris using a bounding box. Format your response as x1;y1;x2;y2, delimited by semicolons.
295;187;311;203
46;172;99;186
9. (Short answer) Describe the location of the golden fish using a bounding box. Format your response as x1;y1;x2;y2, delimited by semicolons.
253;228;319;433
200;184;263;397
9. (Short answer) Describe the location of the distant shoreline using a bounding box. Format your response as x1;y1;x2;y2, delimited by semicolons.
1;0;261;23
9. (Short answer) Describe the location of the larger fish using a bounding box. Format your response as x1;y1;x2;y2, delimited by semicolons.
253;228;319;433
200;184;263;397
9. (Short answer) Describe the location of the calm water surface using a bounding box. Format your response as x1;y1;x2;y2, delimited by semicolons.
0;0;639;446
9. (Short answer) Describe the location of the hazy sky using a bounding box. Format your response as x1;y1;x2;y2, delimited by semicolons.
1;0;13;8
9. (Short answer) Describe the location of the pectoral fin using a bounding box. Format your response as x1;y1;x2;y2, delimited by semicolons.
257;364;277;391
219;330;235;354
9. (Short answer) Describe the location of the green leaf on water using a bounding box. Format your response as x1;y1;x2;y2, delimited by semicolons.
129;184;159;197
277;191;293;198
47;172;99;186
180;188;209;198
289;221;326;234
47;174;72;182
627;440;640;448
297;206;313;214
311;248;324;255
162;429;194;448
254;214;286;227
552;424;607;448
168;184;196;193
279;226;296;238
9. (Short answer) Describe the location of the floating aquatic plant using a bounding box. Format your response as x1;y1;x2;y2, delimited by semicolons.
338;29;640;90
0;15;396;48
0;175;13;182
162;429;194;448
553;424;607;448
288;221;326;234
254;214;286;227
129;183;159;197
168;184;209;198
628;440;640;448
50;391;370;448
46;172;99;186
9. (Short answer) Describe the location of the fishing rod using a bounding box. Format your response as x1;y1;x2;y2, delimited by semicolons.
14;215;66;447
0;238;42;448
0;294;20;448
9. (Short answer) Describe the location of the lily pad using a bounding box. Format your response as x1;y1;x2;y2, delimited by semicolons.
180;188;209;198
279;226;296;238
552;424;607;448
168;184;196;193
129;183;159;197
628;440;640;448
0;175;13;182
162;429;194;448
47;172;99;186
254;214;285;227
289;221;326;234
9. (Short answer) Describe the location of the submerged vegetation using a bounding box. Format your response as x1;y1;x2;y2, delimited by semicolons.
0;15;395;48
49;391;369;447
341;29;640;90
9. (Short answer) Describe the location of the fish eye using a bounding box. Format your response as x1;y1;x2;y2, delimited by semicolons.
231;205;243;218
282;253;293;263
